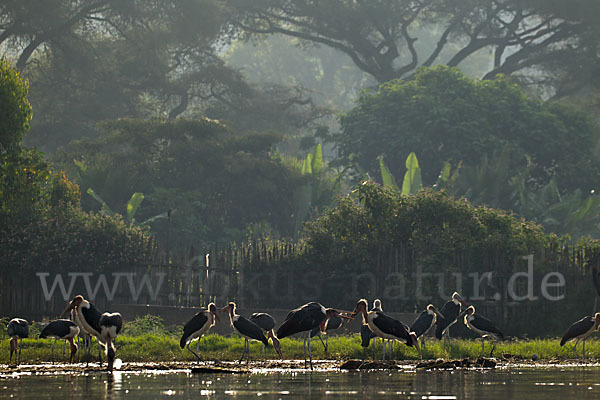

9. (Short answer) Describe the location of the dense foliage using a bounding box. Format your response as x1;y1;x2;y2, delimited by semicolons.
0;58;153;273
54;118;307;245
336;66;599;192
303;181;550;271
0;57;32;153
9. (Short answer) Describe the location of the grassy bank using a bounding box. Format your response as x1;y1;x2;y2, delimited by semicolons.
2;316;598;364
2;334;600;364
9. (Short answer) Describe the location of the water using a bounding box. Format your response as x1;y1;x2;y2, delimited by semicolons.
2;365;600;399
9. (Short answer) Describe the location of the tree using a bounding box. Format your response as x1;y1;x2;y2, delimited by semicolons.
0;57;32;153
225;0;600;95
335;66;599;192
54;118;306;245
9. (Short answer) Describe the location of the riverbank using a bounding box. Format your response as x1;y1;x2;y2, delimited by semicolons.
1;334;599;365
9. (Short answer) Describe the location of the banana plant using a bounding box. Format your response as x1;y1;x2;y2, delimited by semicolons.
378;152;423;195
86;188;168;226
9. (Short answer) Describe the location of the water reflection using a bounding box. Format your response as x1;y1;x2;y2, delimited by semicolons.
2;367;600;399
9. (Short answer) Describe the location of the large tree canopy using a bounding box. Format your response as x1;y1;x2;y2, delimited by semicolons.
335;66;599;192
226;0;600;96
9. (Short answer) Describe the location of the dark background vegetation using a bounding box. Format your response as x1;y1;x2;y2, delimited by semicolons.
2;0;600;336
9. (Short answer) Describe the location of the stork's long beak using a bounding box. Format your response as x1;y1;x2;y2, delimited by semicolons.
62;301;75;317
214;312;221;323
269;331;283;359
411;333;422;360
434;309;444;319
220;306;229;312
335;311;353;320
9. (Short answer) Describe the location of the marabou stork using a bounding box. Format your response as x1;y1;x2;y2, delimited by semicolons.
40;319;80;363
222;302;281;362
276;302;351;369
560;313;600;359
180;303;220;361
434;292;464;340
369;298;394;358
249;312;283;358
351;299;422;360
7;318;29;365
71;308;91;352
309;315;343;353
99;312;123;371
63;295;105;366
463;305;504;357
410;304;444;348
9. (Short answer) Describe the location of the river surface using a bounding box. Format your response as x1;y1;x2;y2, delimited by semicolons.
2;364;600;399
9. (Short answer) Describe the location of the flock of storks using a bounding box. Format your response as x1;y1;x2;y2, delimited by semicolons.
6;284;600;370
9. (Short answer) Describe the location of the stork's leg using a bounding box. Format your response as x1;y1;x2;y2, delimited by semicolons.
10;338;15;365
382;339;386;361
51;339;57;363
317;334;326;352
582;339;586;359
238;338;247;363
480;337;485;357
62;339;66;356
573;339;580;359
308;334;313;370
389;340;393;359
98;341;103;367
303;333;308;368
421;336;426;349
186;341;201;361
262;342;265;356
17;339;22;365
490;341;497;357
325;336;329;354
196;339;200;359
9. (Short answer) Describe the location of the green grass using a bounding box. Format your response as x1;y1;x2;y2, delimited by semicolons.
2;334;600;364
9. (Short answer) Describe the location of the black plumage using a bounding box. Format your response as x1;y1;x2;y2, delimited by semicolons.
276;302;347;369
410;305;442;339
223;302;268;363
360;324;376;348
351;299;421;360
180;313;209;349
250;313;276;332
40;319;78;339
277;302;328;339
40;319;79;363
180;303;219;361
560;313;600;358
7;318;29;365
435;292;463;339
7;318;29;339
463;305;504;357
99;312;123;336
79;301;103;336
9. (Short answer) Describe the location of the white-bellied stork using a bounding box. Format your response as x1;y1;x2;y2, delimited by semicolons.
99;312;123;371
222;302;281;362
7;318;29;365
310;315;343;353
410;304;444;348
40;319;80;363
180;303;220;361
351;299;422;360
560;313;600;359
63;295;106;367
463;305;504;357
249;312;282;358
276;302;351;369
434;292;463;340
